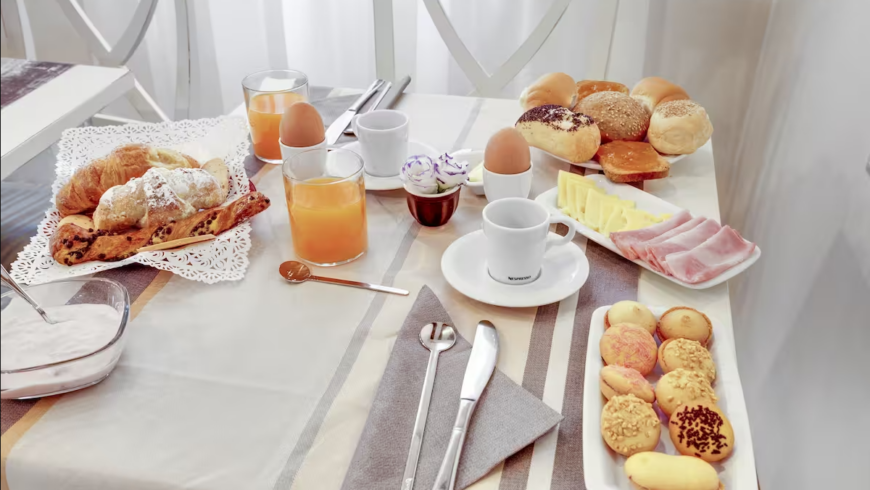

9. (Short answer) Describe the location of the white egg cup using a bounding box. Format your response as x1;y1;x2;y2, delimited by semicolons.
279;138;327;167
482;162;534;201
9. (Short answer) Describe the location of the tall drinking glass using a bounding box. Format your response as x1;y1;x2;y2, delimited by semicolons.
283;148;368;266
242;69;309;164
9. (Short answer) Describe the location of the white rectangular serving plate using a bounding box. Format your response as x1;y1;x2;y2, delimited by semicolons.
582;306;757;490
534;174;761;289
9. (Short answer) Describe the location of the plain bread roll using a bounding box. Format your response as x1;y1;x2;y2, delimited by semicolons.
519;73;576;111
647;100;713;155
630;76;689;114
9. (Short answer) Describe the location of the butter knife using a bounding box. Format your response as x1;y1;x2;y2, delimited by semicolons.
344;75;411;135
432;321;499;490
325;79;385;145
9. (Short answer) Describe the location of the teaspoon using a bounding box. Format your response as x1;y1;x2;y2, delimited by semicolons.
278;261;409;296
1;265;55;324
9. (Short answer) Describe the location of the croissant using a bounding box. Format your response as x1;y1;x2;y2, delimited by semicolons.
50;192;271;266
92;158;230;232
55;144;200;217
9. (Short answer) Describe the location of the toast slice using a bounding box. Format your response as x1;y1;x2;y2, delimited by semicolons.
596;141;669;183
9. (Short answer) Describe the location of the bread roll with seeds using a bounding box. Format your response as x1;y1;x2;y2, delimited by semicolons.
514;105;600;163
576;91;650;143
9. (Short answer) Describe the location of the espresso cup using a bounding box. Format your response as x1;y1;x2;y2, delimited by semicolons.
482;198;577;285
482;163;533;201
352;110;409;177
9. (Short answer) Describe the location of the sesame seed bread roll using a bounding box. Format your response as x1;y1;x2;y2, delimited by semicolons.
630;76;690;114
519;72;577;111
515;105;600;163
576;91;650;143
647;100;714;155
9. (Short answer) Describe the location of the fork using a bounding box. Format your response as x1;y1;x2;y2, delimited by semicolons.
401;322;457;490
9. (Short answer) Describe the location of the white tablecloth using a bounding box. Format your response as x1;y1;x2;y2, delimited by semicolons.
1;93;732;490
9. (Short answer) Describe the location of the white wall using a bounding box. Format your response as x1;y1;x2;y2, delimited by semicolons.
725;0;870;486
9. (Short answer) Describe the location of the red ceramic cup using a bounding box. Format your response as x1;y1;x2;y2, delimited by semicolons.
405;185;461;227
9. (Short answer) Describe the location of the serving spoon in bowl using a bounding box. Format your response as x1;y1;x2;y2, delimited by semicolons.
1;265;55;324
278;261;409;296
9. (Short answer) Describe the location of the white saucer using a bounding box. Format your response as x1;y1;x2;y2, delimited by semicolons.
441;230;589;308
342;140;438;191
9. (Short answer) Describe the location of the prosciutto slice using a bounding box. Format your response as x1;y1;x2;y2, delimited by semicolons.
666;226;756;284
610;210;692;259
648;218;722;273
634;216;707;263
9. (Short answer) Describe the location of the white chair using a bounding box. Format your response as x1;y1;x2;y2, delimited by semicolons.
372;0;621;97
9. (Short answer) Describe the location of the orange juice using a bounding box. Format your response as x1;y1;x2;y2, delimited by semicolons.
284;176;368;265
248;92;306;161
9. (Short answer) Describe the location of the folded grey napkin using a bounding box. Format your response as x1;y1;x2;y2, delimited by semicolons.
342;286;563;490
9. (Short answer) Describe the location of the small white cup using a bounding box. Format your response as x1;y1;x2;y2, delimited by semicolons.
352;110;410;177
482;198;577;285
280;139;327;180
483;163;533;201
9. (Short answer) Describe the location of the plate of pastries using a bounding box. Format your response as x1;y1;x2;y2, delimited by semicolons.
516;73;714;182
10;117;271;285
583;302;757;490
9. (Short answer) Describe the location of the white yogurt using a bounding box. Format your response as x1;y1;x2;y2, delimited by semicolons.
1;304;121;371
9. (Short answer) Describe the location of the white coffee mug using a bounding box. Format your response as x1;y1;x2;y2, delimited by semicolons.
352;110;409;177
483;163;533;201
482;198;577;285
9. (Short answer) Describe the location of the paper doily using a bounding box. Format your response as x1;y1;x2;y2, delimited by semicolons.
11;117;256;285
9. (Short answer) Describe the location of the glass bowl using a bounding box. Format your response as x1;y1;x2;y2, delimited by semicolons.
1;278;130;400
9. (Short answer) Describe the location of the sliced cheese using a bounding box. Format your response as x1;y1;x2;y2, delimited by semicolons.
585;192;619;231
621;208;658;231
602;207;628;236
557;171;597;209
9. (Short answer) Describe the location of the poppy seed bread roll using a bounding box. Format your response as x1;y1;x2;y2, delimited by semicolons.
515;105;600;163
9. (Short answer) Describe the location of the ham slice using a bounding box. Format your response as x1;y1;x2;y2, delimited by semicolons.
610;210;692;259
634;216;707;263
648;219;722;273
665;226;756;284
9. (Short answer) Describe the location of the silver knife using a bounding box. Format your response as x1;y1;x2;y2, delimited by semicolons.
344;81;391;135
344;75;411;135
432;321;499;490
325;79;385;145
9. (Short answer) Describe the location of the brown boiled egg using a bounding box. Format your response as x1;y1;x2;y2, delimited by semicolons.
484;127;531;175
279;102;325;147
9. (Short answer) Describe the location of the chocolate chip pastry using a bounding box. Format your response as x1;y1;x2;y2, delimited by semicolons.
50;191;271;266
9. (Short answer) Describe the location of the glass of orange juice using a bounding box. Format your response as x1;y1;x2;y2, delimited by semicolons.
242;69;309;163
283;148;368;266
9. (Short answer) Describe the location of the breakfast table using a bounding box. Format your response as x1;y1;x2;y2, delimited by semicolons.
0;88;733;490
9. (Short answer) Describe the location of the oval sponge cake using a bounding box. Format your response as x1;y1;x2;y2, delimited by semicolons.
605;300;656;335
624;452;722;490
600;323;658;376
601;394;660;456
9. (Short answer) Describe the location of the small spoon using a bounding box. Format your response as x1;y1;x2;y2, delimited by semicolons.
278;261;409;296
402;322;457;490
1;265;55;324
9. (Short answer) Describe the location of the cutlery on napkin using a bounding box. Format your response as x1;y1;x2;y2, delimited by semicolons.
341;287;563;490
